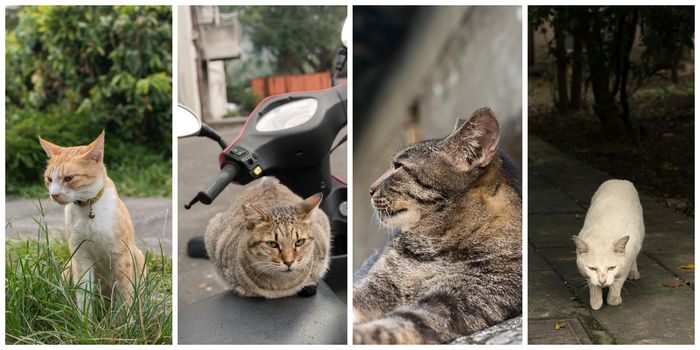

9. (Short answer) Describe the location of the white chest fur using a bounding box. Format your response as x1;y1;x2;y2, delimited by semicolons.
65;187;120;254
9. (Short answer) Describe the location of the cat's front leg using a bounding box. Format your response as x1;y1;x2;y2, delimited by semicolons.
589;284;603;310
353;276;399;324
606;277;625;306
71;256;94;315
114;246;145;306
353;298;462;344
354;316;428;344
628;260;640;280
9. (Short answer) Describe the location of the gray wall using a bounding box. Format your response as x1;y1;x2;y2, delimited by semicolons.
353;6;522;270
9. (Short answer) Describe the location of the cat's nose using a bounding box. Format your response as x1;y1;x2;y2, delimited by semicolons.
369;178;381;196
598;276;607;284
283;260;293;268
51;193;60;200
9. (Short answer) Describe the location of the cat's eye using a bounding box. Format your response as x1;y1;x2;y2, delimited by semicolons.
295;238;306;247
63;176;74;182
46;177;52;183
266;241;279;248
608;266;616;270
588;266;597;271
393;161;402;169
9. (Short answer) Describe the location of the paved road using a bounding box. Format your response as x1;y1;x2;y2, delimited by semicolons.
528;135;694;344
177;124;347;308
5;195;172;254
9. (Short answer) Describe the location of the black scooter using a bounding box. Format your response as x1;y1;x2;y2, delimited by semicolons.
176;19;348;345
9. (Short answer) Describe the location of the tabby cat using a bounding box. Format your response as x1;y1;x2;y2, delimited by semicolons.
204;177;331;298
353;108;522;344
39;131;145;310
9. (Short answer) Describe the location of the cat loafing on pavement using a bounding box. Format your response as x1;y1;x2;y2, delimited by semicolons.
573;179;644;310
39;131;146;311
353;108;522;344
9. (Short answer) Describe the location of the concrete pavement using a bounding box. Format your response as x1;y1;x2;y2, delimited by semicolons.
528;135;694;344
5;195;171;254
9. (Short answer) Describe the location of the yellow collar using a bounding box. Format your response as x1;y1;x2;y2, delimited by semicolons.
74;186;105;219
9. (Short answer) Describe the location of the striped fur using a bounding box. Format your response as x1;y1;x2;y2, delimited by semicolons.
354;108;522;344
204;177;331;299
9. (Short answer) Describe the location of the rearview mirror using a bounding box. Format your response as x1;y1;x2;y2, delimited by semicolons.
176;104;202;138
341;17;349;48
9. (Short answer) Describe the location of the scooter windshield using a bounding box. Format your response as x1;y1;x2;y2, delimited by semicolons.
255;98;318;132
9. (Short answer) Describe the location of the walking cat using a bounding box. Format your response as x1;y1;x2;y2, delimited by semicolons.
39;131;145;311
353;108;522;344
573;179;644;310
204;177;331;299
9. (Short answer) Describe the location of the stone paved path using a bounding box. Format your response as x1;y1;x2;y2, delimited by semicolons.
528;135;694;345
6;196;172;254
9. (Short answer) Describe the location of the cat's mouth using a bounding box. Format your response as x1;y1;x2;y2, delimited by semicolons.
372;197;411;224
50;196;71;205
378;208;407;218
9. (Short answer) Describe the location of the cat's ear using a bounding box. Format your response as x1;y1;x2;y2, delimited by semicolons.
242;204;270;228
38;137;64;158
82;130;105;163
298;193;323;219
572;235;589;254
453;118;467;131
439;108;500;171
613;235;630;254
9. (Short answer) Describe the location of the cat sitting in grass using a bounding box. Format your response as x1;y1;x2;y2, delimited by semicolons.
573;179;644;310
204;177;331;299
39;131;146;311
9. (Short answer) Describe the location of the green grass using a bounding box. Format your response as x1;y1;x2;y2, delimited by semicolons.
107;151;172;198
5;205;172;344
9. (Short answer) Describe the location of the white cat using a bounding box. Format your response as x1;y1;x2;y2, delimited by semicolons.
572;179;644;310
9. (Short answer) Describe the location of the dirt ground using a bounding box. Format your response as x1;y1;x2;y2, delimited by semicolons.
528;69;694;217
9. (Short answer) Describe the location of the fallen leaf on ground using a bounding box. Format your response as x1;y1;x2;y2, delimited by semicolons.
679;264;694;270
554;321;567;330
197;282;207;289
663;279;686;288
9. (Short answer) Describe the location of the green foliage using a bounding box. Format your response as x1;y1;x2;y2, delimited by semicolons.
225;82;262;115
235;6;346;74
5;207;172;344
639;7;694;68
6;6;172;197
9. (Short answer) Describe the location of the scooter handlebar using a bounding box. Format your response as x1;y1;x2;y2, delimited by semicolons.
184;163;239;209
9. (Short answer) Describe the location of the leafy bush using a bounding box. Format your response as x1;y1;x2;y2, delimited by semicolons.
6;6;172;197
226;83;262;115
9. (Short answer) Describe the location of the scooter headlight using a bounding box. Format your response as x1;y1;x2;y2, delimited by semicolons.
255;98;318;132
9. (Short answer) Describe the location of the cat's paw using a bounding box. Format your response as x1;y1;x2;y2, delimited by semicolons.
297;285;317;297
590;297;603;310
607;295;622;306
353;319;408;344
628;270;640;280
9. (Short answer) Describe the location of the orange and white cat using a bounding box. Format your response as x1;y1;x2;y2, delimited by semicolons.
39;131;145;311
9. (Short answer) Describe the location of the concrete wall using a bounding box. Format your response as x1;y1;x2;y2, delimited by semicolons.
353;6;523;270
178;6;202;117
206;60;229;120
178;6;241;121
